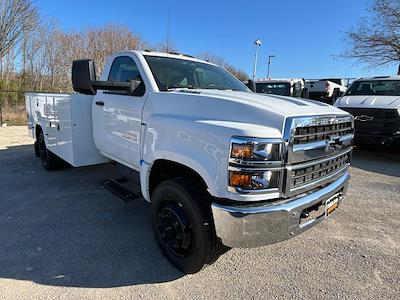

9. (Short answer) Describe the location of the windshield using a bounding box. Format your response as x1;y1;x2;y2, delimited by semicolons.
144;55;249;92
255;82;291;96
345;80;400;96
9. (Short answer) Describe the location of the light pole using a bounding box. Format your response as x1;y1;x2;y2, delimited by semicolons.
252;39;262;81
267;55;275;79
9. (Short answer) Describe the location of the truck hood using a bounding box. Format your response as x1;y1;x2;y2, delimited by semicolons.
145;89;349;138
193;90;339;115
336;95;400;110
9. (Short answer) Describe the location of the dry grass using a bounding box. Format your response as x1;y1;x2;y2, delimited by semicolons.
0;104;27;126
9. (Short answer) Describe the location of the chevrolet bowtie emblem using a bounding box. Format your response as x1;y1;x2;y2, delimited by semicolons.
354;115;374;122
326;135;341;152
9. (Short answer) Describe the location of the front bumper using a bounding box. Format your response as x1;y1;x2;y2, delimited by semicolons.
211;171;350;248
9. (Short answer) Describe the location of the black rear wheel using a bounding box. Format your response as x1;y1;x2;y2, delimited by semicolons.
38;131;57;171
151;178;224;274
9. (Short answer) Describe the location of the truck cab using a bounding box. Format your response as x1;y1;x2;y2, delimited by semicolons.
334;76;400;145
26;51;354;274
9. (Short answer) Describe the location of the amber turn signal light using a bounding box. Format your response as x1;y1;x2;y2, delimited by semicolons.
229;172;251;187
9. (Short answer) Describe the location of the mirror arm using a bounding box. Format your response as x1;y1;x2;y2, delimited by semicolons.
90;80;133;92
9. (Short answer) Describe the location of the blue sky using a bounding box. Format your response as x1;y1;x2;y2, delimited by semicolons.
36;0;396;79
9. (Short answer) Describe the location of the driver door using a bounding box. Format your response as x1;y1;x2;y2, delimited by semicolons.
92;55;146;169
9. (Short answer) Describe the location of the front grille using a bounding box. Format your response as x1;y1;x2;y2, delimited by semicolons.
284;115;353;197
341;108;400;135
293;122;353;144
290;152;350;189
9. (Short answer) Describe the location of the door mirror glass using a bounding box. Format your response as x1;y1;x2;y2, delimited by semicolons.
72;59;97;95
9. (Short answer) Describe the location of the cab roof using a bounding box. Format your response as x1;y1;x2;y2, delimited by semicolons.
136;50;218;66
357;75;400;81
255;78;304;83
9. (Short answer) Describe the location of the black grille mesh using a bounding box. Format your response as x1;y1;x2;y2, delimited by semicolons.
291;152;350;188
293;122;353;144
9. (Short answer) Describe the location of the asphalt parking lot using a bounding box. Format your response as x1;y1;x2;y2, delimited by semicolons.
0;126;399;300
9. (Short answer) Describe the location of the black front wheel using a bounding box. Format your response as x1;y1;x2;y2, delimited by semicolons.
151;178;224;274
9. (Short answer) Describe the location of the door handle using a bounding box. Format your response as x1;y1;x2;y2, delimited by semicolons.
95;101;104;106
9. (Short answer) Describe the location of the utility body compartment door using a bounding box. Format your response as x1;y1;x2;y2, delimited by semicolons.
92;55;147;170
25;92;107;167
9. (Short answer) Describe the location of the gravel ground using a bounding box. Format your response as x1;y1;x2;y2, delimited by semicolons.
0;126;399;300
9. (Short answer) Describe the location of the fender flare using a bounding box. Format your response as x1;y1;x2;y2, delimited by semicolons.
140;154;221;202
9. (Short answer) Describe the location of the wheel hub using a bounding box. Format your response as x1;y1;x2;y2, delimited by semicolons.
157;204;193;257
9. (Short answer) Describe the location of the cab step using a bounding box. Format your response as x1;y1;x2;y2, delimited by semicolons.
100;177;142;202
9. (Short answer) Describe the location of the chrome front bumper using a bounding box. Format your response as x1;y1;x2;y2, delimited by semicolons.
211;171;350;248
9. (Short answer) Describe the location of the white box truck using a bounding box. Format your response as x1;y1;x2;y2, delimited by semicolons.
26;51;354;273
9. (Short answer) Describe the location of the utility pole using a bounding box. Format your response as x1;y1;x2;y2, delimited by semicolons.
252;39;262;81
166;4;170;53
267;55;275;79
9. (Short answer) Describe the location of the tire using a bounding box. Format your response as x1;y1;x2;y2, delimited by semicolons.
151;178;224;274
37;130;57;171
34;141;40;157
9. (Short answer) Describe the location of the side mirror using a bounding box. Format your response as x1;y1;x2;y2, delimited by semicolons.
332;87;341;102
129;79;142;93
72;59;97;95
301;88;309;99
72;59;142;95
245;79;256;92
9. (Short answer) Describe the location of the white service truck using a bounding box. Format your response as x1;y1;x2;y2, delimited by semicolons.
335;76;400;145
26;51;354;273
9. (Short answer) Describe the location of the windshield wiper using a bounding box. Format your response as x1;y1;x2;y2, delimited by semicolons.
166;85;198;91
201;87;239;91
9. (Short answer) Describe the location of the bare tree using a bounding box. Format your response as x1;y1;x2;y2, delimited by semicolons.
343;0;400;72
84;24;145;75
18;22;147;92
0;0;38;59
151;40;178;53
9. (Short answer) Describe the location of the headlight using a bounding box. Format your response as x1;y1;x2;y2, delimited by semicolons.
230;137;281;163
229;137;283;193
